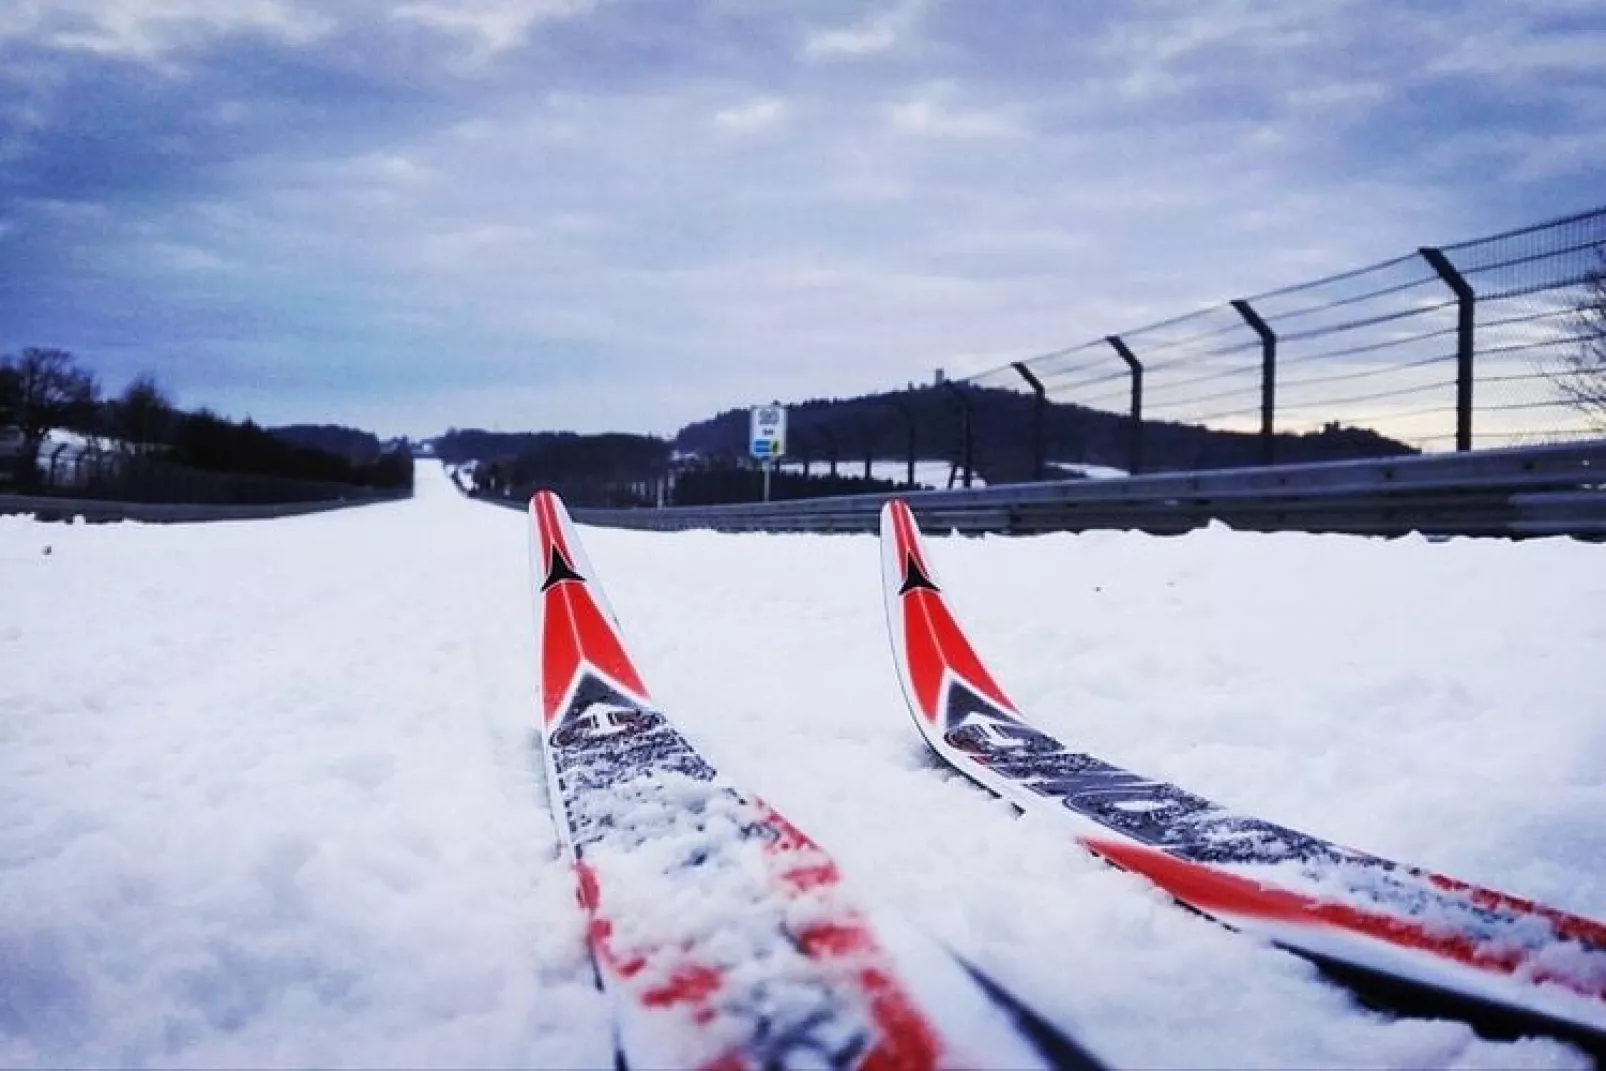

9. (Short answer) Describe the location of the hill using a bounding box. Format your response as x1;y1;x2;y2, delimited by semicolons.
675;384;1413;482
269;424;398;464
432;384;1414;506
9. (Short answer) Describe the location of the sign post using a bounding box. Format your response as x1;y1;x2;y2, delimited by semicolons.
750;404;787;502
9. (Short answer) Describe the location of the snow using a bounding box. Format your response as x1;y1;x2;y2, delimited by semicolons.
1050;460;1128;480
2;461;1603;1068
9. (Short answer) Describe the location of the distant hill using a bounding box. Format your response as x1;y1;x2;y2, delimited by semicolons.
432;383;1414;505
675;384;1414;482
431;428;561;465
269;424;393;464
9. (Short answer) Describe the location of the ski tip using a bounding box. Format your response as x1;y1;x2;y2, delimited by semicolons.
880;497;918;539
881;498;929;568
530;490;580;534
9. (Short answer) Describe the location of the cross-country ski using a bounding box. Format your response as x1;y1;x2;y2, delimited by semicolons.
528;490;1100;1069
878;497;1606;1059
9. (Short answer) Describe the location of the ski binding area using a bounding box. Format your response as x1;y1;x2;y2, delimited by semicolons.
879;497;1606;1061
527;490;1100;1069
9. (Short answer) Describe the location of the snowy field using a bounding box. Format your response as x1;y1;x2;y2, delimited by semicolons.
3;461;1604;1068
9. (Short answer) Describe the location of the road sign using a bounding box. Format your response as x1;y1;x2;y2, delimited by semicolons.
750;404;787;461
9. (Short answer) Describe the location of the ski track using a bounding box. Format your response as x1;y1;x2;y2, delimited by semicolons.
1;460;1602;1069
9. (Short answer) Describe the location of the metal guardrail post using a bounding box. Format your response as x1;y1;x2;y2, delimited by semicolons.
941;380;974;488
1231;299;1278;466
1106;335;1145;475
1420;246;1476;452
1011;361;1047;481
48;442;68;489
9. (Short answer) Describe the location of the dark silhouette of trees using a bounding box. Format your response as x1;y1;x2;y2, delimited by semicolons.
1555;252;1606;427
0;348;100;489
268;424;387;463
0;348;412;498
112;373;175;456
671;466;898;506
441;429;670;506
0;363;18;426
504;433;669;507
673;385;1414;485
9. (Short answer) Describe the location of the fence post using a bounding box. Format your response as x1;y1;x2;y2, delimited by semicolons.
940;381;974;488
1231;299;1278;466
1420;246;1476;451
48;442;68;489
1106;335;1144;475
1010;361;1047;481
819;426;840;477
891;401;917;488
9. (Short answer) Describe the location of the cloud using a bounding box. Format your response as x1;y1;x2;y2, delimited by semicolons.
6;0;338;63
887;86;1023;139
1;0;1603;438
148;240;232;273
1426;15;1606;81
390;0;603;61
714;97;786;134
801;0;924;59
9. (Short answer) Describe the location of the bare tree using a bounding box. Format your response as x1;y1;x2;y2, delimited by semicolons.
0;362;19;427
1555;252;1606;428
0;348;100;489
114;373;175;455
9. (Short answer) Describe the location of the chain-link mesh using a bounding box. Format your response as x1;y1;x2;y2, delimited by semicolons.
1442;208;1606;448
968;206;1606;458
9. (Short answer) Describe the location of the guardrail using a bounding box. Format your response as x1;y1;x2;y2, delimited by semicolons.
474;441;1606;540
0;492;408;524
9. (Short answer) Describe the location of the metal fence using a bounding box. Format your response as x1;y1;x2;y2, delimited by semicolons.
12;440;404;507
528;440;1606;542
967;205;1606;471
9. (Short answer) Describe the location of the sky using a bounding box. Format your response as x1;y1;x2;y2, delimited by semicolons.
2;0;1604;439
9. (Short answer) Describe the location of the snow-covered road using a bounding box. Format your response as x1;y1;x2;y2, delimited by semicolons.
3;461;1603;1068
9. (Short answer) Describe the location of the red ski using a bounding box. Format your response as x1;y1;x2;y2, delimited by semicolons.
879;498;1606;1056
527;491;1098;1070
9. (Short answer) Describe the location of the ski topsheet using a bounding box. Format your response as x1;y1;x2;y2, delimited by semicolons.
527;491;1098;1071
878;498;1606;1054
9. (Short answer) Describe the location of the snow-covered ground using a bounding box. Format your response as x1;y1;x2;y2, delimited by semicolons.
1049;460;1128;480
3;460;1603;1068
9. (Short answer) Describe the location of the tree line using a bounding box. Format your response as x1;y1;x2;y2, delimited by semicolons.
0;347;412;493
674;384;1418;483
439;387;1418;510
